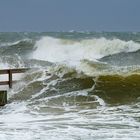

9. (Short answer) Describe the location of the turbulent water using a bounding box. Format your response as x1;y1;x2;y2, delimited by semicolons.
0;32;140;140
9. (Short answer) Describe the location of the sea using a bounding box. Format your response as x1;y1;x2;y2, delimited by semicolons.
0;32;140;140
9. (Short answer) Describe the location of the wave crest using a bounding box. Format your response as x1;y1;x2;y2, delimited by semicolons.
32;36;140;65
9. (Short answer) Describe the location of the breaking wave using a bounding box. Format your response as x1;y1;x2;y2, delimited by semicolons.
32;36;140;64
1;32;140;139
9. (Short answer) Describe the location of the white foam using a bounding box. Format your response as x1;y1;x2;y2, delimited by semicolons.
0;39;32;48
32;37;140;66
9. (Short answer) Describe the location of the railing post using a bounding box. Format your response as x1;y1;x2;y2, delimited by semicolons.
8;70;12;88
0;90;7;106
0;68;29;89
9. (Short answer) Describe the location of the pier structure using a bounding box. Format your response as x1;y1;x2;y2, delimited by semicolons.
0;68;29;106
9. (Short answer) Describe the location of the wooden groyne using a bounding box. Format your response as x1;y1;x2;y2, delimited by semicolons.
0;68;29;106
0;68;29;88
0;91;7;106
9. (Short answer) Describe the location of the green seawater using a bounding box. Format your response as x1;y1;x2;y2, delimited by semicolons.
0;32;140;140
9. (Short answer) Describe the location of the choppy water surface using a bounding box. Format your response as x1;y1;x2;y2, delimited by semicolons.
0;32;140;140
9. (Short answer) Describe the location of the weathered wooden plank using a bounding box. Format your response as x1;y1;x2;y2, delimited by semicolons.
0;70;9;74
0;68;29;106
0;81;18;86
0;81;9;85
0;68;29;74
0;68;30;88
0;91;7;106
11;68;30;73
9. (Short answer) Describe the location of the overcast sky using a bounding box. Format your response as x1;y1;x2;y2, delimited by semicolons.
0;0;140;32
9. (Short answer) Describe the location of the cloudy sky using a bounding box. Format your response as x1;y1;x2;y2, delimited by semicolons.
0;0;140;31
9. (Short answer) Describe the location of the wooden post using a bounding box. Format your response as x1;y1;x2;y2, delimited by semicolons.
0;68;30;88
0;68;29;106
0;91;7;106
8;70;12;88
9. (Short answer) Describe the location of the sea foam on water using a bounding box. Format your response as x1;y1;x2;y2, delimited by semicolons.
0;32;140;140
32;36;140;64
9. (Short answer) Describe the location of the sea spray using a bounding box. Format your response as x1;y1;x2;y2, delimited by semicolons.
0;32;140;139
32;37;140;63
